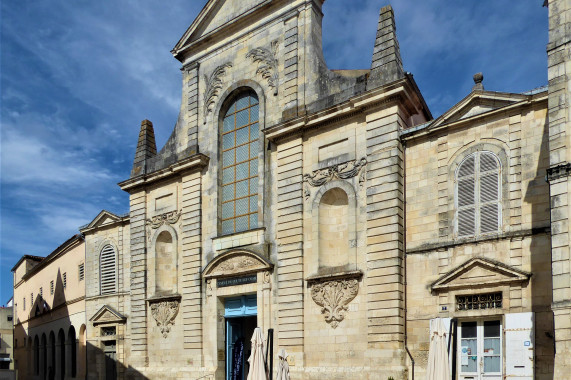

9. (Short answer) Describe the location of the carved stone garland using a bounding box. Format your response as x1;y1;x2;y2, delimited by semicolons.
310;279;359;328
150;300;180;338
203;62;232;123
303;158;367;200
146;210;181;229
246;40;279;95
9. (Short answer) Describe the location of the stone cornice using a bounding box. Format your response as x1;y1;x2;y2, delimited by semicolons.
118;153;209;192
264;78;415;142
547;163;571;182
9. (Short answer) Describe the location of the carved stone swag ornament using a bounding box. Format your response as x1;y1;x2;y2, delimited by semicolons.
146;210;181;229
303;158;367;200
310;278;359;328
150;300;180;338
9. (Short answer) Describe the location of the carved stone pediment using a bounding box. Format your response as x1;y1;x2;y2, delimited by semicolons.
89;305;127;326
203;250;273;279
431;257;531;292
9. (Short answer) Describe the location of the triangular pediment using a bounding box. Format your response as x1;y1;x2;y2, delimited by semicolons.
81;210;126;231
428;91;528;131
431;257;530;292
172;0;270;57
90;305;127;325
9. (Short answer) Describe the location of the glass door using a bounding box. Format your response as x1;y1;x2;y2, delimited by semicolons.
458;320;502;380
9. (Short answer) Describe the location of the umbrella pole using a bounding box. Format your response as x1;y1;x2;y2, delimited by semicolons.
264;328;274;380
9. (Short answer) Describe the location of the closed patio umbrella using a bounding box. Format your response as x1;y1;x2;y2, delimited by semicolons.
247;327;268;380
275;349;290;380
427;318;450;380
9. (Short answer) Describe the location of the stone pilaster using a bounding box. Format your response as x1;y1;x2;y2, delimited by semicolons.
547;0;571;377
184;63;199;148
276;135;304;364
180;171;203;359
128;190;148;372
364;104;406;378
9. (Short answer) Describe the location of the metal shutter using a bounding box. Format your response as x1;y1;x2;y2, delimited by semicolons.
505;312;534;379
100;245;117;294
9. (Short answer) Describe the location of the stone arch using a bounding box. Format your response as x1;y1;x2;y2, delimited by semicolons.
48;331;56;378
203;249;273;279
77;324;86;378
150;224;179;295
311;180;358;274
41;333;47;379
57;328;65;380
67;325;77;378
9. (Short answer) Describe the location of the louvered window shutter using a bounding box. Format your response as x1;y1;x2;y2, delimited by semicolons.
457;156;476;236
100;245;117;294
456;152;501;237
479;152;500;233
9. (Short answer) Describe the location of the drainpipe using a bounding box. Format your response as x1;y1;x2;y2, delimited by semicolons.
402;138;414;380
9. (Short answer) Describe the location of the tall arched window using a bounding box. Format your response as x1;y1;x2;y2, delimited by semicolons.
456;151;501;237
100;245;117;294
221;91;260;234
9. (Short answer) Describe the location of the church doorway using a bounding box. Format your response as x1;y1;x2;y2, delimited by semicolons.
225;295;257;380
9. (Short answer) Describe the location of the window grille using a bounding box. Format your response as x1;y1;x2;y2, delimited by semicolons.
39;287;42;298
79;263;85;281
456;292;502;310
457;151;501;237
23;298;25;311
63;273;67;289
50;280;54;295
31;293;33;305
221;91;260;234
100;245;117;294
101;326;116;336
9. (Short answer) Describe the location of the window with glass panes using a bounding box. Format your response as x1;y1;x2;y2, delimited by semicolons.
221;92;259;234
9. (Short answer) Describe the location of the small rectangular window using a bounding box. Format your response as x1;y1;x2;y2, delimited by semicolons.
31;293;34;305
79;263;85;281
23;298;26;311
39;287;43;298
50;280;54;295
7;316;12;322
63;272;67;289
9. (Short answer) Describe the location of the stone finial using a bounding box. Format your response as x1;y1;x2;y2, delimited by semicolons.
367;5;405;90
131;119;157;177
472;72;484;91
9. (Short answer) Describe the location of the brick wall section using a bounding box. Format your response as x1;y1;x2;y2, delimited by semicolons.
185;64;199;146
180;171;203;354
548;1;571;377
129;190;148;366
283;17;298;114
364;105;405;350
276;136;304;352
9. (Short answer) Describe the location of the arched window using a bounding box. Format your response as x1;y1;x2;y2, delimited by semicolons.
220;91;260;234
100;245;117;294
456;151;501;237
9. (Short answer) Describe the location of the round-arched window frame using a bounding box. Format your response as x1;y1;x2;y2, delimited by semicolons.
220;90;260;234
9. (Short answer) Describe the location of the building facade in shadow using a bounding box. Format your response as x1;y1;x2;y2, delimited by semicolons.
12;235;87;380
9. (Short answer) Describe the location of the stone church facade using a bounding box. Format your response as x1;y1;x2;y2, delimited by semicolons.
12;0;571;379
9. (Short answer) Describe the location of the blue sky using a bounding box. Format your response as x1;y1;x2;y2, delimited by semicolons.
0;0;548;304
